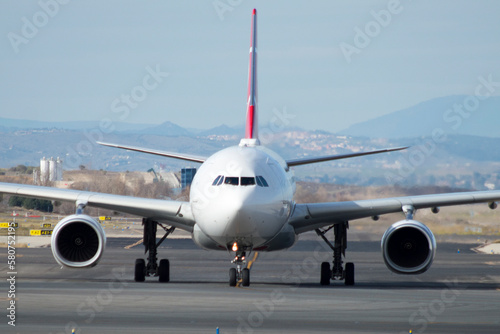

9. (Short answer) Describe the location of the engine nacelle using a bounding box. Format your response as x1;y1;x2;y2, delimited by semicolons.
381;220;436;275
51;214;106;268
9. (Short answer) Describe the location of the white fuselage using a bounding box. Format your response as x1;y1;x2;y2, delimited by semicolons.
190;140;296;252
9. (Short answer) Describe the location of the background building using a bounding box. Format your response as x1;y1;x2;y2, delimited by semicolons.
181;168;196;189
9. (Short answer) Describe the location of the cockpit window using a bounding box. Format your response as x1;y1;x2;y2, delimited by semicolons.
224;177;239;186
212;175;222;186
212;175;267;187
241;177;256;186
255;176;263;187
256;175;269;187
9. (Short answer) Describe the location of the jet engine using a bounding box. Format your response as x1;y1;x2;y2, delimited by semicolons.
381;220;436;274
51;214;106;268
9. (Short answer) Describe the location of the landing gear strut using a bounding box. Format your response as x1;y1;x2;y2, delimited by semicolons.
134;218;175;283
229;251;250;287
316;222;355;286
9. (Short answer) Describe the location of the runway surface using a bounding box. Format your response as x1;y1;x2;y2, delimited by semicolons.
2;235;500;334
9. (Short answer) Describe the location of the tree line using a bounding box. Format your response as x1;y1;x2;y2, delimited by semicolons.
8;196;53;212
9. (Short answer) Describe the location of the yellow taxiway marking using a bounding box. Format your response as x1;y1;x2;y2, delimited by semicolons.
247;252;259;270
485;261;500;266
124;239;143;249
236;252;259;288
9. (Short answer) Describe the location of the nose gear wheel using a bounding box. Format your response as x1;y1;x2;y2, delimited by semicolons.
229;251;250;287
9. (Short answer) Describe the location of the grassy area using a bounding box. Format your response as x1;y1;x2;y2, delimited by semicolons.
0;218;59;237
1;183;500;238
0;212;141;237
0;242;28;248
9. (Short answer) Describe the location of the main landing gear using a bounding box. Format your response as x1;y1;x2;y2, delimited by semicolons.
229;250;250;287
316;222;355;286
134;218;175;283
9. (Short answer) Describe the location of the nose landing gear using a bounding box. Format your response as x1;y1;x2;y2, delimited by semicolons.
229;251;250;287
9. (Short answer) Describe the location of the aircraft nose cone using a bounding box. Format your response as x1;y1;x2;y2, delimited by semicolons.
194;189;258;239
193;185;284;249
223;197;256;236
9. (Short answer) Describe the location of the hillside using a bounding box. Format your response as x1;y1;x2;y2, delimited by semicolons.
340;95;500;139
2;94;500;190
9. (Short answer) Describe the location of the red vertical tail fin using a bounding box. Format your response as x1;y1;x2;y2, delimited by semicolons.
244;9;258;143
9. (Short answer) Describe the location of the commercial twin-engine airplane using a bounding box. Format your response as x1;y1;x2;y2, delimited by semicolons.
2;9;500;287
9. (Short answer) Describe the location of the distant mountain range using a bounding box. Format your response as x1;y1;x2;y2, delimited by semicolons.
0;117;154;132
2;94;500;189
2;95;499;139
339;95;500;138
0;117;245;138
136;121;191;136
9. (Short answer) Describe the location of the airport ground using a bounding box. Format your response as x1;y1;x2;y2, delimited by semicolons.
1;226;500;334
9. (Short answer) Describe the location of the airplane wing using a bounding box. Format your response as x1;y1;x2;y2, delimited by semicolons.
289;190;500;233
97;141;207;164
0;182;195;232
286;146;408;167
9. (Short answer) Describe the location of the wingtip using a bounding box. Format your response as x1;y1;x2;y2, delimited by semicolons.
388;146;409;152
253;8;256;15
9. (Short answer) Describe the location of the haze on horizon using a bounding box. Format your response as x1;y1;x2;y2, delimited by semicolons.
1;1;500;133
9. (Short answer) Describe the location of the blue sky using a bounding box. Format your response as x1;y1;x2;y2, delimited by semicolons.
1;0;500;133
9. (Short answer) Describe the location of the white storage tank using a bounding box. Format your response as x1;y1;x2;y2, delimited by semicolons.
49;157;56;181
40;157;49;184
